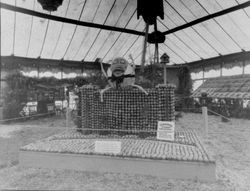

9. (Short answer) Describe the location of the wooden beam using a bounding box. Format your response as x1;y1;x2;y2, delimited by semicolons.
2;1;250;40
185;51;250;69
0;56;110;70
0;2;145;36
163;1;250;35
192;73;250;82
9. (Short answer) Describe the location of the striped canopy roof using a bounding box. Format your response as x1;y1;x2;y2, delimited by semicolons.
1;0;250;66
192;74;250;99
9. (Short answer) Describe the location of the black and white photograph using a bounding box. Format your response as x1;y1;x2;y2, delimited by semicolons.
0;0;250;190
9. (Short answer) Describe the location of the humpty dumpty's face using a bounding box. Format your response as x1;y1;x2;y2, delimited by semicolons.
110;57;128;77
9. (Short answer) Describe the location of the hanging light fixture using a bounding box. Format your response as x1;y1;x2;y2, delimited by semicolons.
37;0;63;12
137;0;165;71
137;0;164;25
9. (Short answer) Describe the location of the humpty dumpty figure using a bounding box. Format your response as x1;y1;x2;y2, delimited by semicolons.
99;55;148;101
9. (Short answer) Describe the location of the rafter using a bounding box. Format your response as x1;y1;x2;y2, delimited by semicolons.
0;56;109;70
0;2;145;36
163;1;250;36
185;51;250;68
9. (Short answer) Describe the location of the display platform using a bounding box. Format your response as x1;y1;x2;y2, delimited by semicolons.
19;130;216;181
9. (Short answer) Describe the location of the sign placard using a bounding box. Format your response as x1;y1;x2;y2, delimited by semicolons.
94;141;121;154
157;121;175;141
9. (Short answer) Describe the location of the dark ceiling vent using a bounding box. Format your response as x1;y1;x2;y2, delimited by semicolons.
147;31;165;44
137;0;164;25
95;58;101;63
37;0;63;12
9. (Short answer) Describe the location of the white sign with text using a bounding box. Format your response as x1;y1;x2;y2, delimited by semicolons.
94;140;121;154
157;121;175;141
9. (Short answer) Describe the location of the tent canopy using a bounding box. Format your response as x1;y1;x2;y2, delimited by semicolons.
1;0;250;66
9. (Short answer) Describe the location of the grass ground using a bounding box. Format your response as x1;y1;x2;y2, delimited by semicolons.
0;113;249;190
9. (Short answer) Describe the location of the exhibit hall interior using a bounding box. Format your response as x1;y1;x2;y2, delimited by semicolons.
1;0;250;190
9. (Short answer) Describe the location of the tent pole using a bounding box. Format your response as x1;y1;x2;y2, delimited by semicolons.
141;22;149;73
0;6;2;105
243;60;245;75
220;62;223;77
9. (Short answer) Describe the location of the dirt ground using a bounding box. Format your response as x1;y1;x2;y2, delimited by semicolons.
0;113;249;191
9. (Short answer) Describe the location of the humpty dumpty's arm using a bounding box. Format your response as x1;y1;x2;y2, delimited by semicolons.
129;54;136;69
99;58;108;78
99;58;114;102
99;59;113;87
130;84;148;95
100;87;112;102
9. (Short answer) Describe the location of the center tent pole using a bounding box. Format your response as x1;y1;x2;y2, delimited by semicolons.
140;22;149;73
